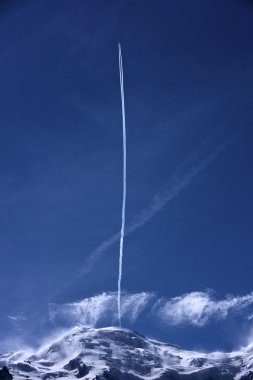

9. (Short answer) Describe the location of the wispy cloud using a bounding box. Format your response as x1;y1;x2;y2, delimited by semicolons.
8;315;27;322
7;315;27;330
49;292;153;327
154;291;253;327
49;289;253;329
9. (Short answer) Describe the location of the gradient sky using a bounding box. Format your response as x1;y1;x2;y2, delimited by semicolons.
1;0;253;353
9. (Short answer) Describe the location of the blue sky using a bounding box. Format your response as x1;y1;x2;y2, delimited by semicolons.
1;0;253;353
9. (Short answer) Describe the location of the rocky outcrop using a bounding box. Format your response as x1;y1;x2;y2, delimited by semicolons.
0;367;13;380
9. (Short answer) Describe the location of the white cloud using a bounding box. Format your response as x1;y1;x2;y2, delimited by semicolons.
154;291;253;327
49;290;253;330
7;315;27;331
8;315;26;322
49;292;153;327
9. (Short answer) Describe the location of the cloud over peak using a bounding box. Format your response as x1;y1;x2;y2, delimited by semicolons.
49;292;153;327
49;290;253;329
154;291;253;327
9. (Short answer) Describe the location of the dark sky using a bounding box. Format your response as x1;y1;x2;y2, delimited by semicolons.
0;0;253;352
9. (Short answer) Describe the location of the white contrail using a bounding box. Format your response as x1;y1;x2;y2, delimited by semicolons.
52;99;236;301
117;43;127;327
65;125;234;287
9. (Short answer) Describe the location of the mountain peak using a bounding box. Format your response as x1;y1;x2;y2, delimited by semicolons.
1;326;253;379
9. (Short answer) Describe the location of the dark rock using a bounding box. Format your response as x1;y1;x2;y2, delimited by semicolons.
63;358;89;378
102;369;142;380
189;358;208;368
240;372;253;380
158;366;236;379
76;363;89;378
0;367;13;380
42;371;66;379
64;358;81;371
17;362;36;372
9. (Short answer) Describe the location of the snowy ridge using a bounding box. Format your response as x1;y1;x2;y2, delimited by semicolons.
1;326;253;379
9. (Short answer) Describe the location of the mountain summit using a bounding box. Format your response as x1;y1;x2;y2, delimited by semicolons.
1;326;253;379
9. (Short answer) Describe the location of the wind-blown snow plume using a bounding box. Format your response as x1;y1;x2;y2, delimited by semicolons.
49;290;253;329
154;291;253;327
117;43;127;327
49;292;153;327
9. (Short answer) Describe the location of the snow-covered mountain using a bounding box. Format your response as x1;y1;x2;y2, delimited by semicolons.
1;326;253;379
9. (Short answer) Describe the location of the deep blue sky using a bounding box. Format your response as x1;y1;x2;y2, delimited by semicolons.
0;0;253;352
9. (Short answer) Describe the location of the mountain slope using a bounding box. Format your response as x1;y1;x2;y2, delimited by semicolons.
1;326;253;379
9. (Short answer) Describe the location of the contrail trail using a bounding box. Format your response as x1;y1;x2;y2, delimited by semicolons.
117;43;127;327
79;123;235;276
52;104;236;301
127;126;234;234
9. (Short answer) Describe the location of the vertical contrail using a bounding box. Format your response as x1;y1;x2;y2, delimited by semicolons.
117;43;127;327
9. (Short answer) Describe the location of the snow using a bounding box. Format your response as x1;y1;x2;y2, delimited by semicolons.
1;326;253;379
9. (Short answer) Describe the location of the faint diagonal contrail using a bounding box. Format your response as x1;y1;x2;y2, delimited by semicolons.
117;43;127;327
79;123;235;278
53;97;236;301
